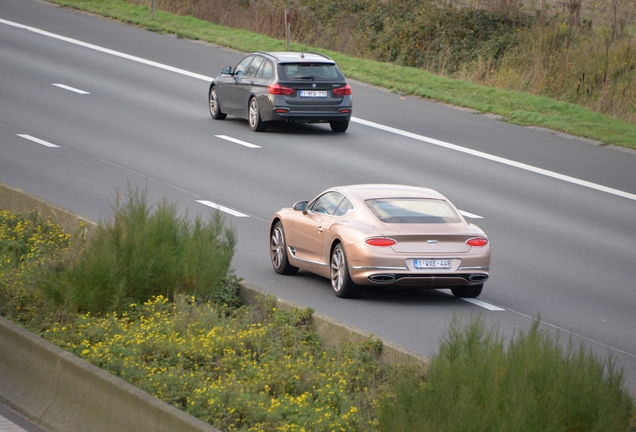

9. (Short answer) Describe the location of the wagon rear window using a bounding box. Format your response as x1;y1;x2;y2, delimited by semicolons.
365;198;461;224
279;63;342;80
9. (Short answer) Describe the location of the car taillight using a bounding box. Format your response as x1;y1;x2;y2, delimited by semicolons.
365;237;397;247
333;84;352;96
268;84;294;95
466;237;488;247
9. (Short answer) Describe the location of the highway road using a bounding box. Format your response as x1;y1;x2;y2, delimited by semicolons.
2;0;636;400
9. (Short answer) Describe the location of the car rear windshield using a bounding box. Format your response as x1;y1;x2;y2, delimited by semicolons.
279;63;342;80
365;198;462;224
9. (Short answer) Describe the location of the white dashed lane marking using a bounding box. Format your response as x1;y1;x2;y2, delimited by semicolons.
196;200;249;217
52;83;89;94
17;134;59;148
437;289;505;311
215;135;261;149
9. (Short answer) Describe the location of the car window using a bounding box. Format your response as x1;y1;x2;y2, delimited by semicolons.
246;57;264;77
333;197;354;216
310;192;347;216
234;56;254;77
279;63;341;80
256;60;274;79
365;198;462;223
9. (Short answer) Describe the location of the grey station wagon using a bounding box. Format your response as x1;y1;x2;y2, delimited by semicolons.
208;51;353;132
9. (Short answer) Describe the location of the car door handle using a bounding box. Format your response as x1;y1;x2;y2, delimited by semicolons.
317;227;323;233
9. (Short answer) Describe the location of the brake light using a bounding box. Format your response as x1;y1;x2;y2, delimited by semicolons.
268;84;294;95
466;237;488;247
365;237;397;247
333;84;352;96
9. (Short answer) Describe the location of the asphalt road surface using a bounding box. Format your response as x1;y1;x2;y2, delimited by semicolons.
2;0;636;403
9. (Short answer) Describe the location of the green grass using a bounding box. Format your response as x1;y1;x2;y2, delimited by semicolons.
46;0;636;149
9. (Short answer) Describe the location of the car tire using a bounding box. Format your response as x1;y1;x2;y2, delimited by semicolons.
330;243;361;298
209;87;226;120
451;284;483;298
270;221;298;275
249;97;266;132
330;120;349;133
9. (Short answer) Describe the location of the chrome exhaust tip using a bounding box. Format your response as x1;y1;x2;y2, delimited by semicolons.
468;274;489;282
369;274;396;283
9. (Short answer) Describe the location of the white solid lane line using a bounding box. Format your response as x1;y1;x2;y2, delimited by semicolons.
196;200;249;217
215;135;261;149
52;83;90;94
5;19;634;203
17;134;59;148
352;117;636;202
0;19;211;82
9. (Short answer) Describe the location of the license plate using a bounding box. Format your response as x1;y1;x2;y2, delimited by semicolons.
414;259;452;269
299;90;327;98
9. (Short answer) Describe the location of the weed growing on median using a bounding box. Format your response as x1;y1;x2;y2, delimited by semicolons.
379;315;636;432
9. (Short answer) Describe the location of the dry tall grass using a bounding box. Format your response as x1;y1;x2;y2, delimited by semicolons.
126;0;635;125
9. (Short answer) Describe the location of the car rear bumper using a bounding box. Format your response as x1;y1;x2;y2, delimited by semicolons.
355;271;489;287
263;109;352;123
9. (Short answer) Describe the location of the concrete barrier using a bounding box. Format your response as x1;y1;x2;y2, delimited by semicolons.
0;183;96;241
0;181;429;432
0;316;221;432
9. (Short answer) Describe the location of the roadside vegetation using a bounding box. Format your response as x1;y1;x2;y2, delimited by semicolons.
46;0;636;148
1;195;635;431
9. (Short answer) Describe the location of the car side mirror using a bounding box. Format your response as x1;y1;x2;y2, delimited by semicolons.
293;201;308;213
221;66;233;75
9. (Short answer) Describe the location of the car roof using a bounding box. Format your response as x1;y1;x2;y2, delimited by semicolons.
329;184;449;201
254;51;335;64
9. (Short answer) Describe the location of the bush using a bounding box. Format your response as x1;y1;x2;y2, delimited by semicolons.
0;209;73;326
379;315;636;432
42;187;236;314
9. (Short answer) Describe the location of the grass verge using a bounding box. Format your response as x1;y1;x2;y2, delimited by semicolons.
44;0;636;149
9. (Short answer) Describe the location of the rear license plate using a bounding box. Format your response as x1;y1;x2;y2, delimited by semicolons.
414;259;452;269
299;90;327;98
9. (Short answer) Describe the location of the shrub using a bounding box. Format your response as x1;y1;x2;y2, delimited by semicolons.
0;209;72;326
42;187;236;314
379;315;636;432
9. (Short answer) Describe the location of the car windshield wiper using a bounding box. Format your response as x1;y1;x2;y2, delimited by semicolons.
295;75;316;80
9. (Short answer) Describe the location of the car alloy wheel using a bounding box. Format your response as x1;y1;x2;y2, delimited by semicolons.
330;243;360;298
209;87;226;120
249;97;266;132
270;222;298;275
